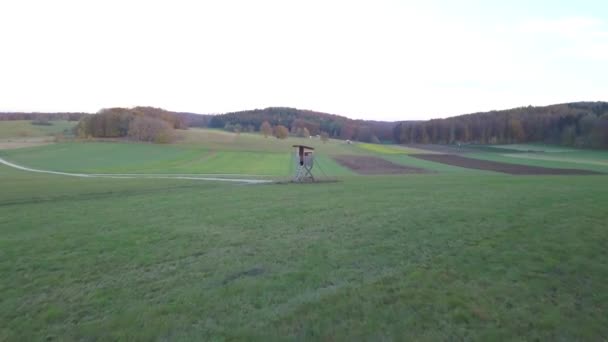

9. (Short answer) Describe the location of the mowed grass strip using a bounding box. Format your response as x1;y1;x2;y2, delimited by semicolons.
468;152;608;174
358;143;407;154
486;144;580;153
381;154;494;174
504;153;608;167
357;143;433;155
1;169;607;340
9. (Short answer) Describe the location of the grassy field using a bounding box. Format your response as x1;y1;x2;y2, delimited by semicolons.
468;151;608;174
0;128;368;176
0;120;76;139
484;143;581;153
358;143;409;154
1;142;289;175
358;143;436;155
419;143;608;173
0;141;354;177
2;165;607;340
383;154;493;174
178;129;366;155
1;128;608;340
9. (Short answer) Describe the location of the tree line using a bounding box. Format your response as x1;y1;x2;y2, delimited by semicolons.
3;102;608;148
0;112;87;121
209;107;394;143
393;102;608;148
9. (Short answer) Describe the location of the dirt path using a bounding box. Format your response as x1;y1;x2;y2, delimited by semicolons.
0;157;273;184
333;155;430;175
410;154;603;175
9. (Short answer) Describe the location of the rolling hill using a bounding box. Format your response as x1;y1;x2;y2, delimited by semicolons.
3;101;608;148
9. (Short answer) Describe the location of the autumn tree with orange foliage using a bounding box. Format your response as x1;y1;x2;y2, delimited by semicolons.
274;125;289;139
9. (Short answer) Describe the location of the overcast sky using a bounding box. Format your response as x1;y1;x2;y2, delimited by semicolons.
1;0;606;120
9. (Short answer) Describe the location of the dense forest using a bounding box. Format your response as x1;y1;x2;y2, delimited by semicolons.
209;107;394;143
393;102;608;148
177;112;213;128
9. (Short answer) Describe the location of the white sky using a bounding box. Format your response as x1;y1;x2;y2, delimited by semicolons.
1;0;607;120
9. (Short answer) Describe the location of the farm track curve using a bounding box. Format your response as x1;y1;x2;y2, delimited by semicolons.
0;157;273;184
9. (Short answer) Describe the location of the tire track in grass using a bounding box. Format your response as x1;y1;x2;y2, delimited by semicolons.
0;157;273;184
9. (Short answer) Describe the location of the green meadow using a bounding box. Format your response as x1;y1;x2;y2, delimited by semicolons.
1;126;608;340
465;144;608;174
0;120;75;139
0;142;353;177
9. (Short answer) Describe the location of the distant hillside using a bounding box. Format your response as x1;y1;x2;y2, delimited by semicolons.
4;102;608;148
175;112;213;128
209;107;395;142
393;102;608;148
0;111;212;128
0;112;87;121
